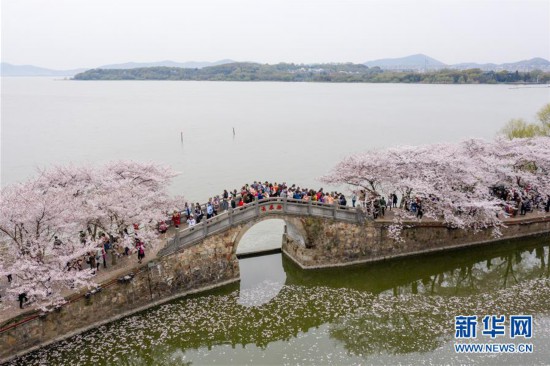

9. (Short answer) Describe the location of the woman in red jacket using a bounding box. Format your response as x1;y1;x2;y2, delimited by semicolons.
172;210;181;228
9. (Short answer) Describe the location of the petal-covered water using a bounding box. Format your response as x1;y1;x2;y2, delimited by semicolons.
9;236;550;365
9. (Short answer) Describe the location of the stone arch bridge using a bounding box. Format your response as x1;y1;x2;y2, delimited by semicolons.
158;197;366;259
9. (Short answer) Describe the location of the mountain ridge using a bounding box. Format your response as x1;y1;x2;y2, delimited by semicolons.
1;63;86;77
3;56;550;76
363;55;550;71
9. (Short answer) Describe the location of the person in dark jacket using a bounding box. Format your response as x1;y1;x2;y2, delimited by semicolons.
18;293;28;309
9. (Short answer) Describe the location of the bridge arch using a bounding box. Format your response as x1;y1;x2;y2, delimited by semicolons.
230;216;308;256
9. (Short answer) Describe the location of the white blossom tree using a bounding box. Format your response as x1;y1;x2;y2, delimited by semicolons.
321;137;550;239
0;161;185;309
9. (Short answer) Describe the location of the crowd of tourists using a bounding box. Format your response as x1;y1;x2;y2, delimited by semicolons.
5;229;147;310
6;181;550;311
168;181;433;228
64;228;148;277
171;181;354;229
492;186;550;217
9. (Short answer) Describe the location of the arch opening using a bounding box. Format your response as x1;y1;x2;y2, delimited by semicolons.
235;219;290;307
236;219;286;256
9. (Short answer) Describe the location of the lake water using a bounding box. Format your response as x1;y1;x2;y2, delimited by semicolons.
2;78;549;200
2;78;550;364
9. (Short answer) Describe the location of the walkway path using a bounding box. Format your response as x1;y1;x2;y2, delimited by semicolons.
0;228;174;325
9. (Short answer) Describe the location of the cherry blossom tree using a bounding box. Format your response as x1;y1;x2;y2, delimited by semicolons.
321;137;550;239
0;161;185;309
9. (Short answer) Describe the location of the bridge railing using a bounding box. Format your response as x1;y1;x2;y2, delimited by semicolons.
158;197;365;257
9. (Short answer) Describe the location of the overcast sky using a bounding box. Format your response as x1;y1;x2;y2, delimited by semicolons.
1;0;549;69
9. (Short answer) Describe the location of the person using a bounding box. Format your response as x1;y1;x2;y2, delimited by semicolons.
75;258;83;271
351;193;357;208
137;241;145;264
339;194;347;207
358;190;365;207
7;274;12;283
158;221;168;233
373;198;380;219
519;198;527;216
187;214;196;227
95;247;102;271
545;195;550;213
88;252;96;271
18;293;28;309
417;202;424;219
184;202;192;218
206;202;214;219
102;246;107;268
380;197;386;217
53;236;63;247
172;210;181;228
80;231;87;245
213;196;220;215
194;203;204;223
221;197;229;211
237;198;244;207
393;193;398;208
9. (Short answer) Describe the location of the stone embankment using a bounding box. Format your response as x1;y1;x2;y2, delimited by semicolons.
1;204;549;363
283;212;550;268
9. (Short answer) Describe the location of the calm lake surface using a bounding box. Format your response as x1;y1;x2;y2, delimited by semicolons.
2;78;550;364
2;78;549;200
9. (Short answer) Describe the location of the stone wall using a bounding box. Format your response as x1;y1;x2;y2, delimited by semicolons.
283;216;550;268
0;230;240;363
2;214;550;362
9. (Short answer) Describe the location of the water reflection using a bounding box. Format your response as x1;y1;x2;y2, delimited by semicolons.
237;219;286;306
283;235;550;296
11;236;550;365
238;255;286;307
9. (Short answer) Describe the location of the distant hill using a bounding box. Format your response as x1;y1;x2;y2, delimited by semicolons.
452;58;550;72
364;54;550;72
6;56;550;77
73;62;550;84
98;59;236;70
500;57;550;71
363;54;446;70
1;62;86;77
0;60;236;77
